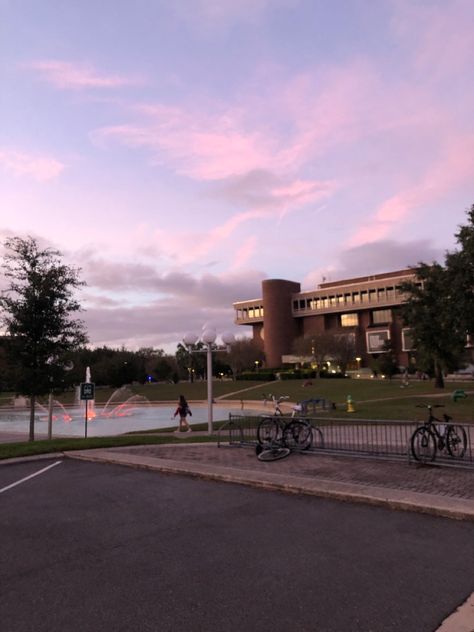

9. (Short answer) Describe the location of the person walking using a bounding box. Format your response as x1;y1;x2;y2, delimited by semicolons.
173;395;192;433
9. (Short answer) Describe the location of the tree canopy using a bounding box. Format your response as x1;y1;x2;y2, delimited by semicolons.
400;206;474;388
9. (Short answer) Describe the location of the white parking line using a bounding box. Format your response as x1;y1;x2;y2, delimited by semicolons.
0;461;62;495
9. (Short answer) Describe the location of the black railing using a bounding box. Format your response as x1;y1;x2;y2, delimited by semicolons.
217;414;474;468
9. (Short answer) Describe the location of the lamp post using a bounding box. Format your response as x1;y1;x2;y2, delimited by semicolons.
183;329;235;435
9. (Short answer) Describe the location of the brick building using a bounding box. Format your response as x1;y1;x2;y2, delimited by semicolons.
233;269;418;369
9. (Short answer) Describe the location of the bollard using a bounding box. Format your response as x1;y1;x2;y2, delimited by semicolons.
346;394;355;413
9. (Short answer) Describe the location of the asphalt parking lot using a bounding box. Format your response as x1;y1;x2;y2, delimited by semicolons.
1;458;474;632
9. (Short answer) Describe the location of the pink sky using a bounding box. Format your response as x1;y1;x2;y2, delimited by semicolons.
1;0;473;351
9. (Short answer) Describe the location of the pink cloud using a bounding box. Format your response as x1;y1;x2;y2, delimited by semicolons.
391;0;474;80
144;177;334;267
0;148;65;181
230;235;258;270
91;58;432;184
347;134;474;247
24;60;142;90
92;109;275;181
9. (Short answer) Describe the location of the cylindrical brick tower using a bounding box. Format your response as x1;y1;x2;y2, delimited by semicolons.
262;279;301;368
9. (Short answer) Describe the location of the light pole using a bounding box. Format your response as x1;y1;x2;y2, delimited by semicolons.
183;329;235;435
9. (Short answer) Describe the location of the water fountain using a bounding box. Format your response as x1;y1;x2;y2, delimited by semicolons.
0;365;258;437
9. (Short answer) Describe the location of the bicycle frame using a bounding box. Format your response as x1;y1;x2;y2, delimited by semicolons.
421;407;452;448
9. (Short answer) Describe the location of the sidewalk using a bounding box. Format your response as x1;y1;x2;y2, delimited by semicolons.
65;442;474;522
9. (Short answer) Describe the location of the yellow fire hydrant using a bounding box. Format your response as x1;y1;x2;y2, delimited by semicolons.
346;394;355;413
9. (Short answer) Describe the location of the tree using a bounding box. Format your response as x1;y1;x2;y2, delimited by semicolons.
175;341;207;381
371;341;399;380
445;205;474;344
330;334;356;374
400;207;474;388
0;237;88;440
400;262;465;388
226;338;264;378
292;332;348;374
152;356;176;382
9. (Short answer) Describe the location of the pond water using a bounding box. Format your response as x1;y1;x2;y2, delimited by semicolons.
0;403;257;437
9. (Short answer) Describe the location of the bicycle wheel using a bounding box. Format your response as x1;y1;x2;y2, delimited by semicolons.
411;427;437;463
446;425;467;458
257;447;291;462
283;420;313;450
257;417;280;445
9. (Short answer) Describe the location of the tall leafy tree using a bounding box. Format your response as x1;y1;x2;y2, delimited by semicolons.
400;257;471;389
400;207;474;388
445;205;474;343
0;237;88;440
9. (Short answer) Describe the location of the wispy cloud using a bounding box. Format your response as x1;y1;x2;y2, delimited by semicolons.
0;148;65;181
91;106;277;181
391;0;474;81
23;60;143;90
347;134;474;247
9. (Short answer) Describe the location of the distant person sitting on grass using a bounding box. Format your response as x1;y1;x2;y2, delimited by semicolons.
173;395;192;433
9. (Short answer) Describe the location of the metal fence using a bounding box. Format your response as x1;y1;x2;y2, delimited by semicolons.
217;414;474;469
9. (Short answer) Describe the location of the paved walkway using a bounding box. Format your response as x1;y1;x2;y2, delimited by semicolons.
61;441;474;522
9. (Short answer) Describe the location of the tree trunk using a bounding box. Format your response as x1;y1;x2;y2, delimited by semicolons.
434;362;445;389
29;394;36;441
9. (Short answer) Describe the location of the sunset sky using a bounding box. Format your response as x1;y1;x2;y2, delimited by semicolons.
1;0;473;352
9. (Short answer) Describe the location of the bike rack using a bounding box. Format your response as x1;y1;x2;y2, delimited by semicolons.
219;414;474;470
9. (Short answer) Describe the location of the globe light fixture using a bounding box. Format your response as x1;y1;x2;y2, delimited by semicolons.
183;329;235;434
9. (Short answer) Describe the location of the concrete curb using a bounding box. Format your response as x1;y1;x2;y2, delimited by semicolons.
65;449;474;522
434;592;474;632
0;452;65;466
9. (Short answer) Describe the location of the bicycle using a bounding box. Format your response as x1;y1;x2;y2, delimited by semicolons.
410;404;467;464
255;440;291;462
257;413;313;449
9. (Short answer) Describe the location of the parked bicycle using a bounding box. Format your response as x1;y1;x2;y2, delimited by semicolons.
255;440;291;462
410;404;467;464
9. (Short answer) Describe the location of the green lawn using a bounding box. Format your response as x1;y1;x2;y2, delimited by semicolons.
220;378;474;422
0;378;472;460
2;375;472;405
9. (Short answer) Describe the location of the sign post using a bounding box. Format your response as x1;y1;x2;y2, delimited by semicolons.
80;382;95;439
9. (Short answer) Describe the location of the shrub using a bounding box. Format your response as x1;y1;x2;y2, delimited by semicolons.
236;371;276;381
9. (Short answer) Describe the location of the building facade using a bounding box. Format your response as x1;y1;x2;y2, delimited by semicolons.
233;269;419;369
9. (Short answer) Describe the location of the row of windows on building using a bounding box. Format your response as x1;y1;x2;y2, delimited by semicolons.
292;283;420;312
340;309;393;327
235;305;394;325
235;305;264;320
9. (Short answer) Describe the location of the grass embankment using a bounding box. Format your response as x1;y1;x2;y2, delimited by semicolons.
0;432;218;461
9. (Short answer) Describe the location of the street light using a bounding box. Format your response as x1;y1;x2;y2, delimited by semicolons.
183;329;235;434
